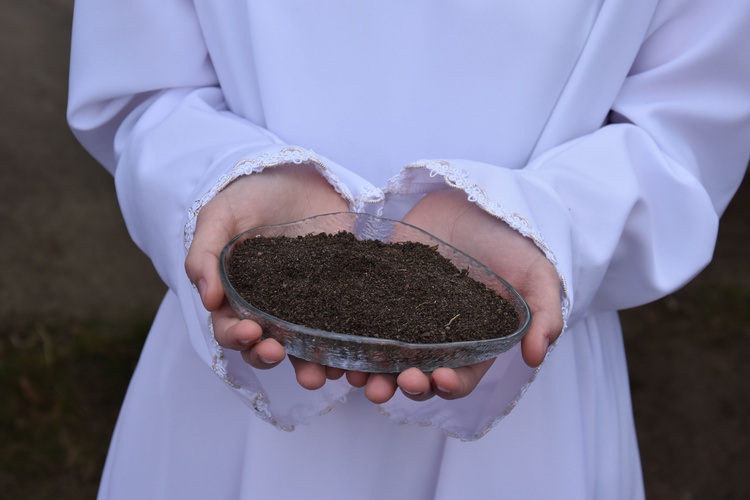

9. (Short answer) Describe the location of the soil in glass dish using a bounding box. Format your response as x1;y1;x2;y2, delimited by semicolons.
225;231;520;344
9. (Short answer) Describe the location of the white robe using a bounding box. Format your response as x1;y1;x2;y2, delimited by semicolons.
68;1;750;498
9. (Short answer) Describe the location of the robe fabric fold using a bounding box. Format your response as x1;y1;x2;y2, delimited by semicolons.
68;1;750;498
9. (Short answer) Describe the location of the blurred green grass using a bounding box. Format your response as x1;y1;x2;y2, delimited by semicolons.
0;313;151;499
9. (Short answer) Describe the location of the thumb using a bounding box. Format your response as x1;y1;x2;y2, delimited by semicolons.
520;308;562;367
185;204;235;312
516;261;564;368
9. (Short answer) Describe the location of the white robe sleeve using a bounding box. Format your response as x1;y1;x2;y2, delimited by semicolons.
392;0;750;324
377;0;750;438
67;0;381;429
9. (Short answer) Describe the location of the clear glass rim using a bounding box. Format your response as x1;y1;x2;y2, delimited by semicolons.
219;212;532;349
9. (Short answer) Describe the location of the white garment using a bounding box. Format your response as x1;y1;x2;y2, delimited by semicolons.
68;1;750;498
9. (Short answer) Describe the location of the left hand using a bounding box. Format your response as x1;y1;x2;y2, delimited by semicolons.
184;164;350;390
347;188;563;404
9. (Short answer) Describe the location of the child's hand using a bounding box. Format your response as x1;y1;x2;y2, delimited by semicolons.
185;164;349;385
347;188;564;404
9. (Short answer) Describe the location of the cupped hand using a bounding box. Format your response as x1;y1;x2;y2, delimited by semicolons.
350;188;563;404
184;164;349;386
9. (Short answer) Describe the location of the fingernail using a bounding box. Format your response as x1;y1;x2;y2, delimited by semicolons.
402;389;425;397
197;279;207;302
435;385;451;395
237;338;253;347
258;355;278;365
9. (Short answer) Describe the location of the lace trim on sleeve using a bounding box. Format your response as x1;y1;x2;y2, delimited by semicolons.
376;389;530;441
206;316;347;432
206;317;289;430
182;146;364;431
183;146;359;252
369;159;571;440
400;160;571;325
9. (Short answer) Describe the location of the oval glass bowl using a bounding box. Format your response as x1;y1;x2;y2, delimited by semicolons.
220;212;530;373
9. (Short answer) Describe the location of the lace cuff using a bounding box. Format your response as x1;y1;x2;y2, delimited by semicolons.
377;159;571;440
182;145;383;431
389;160;571;324
183;145;382;252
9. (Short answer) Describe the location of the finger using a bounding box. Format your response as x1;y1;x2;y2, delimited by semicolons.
396;368;434;401
289;356;328;390
325;366;346;380
507;258;562;368
519;267;564;366
363;374;398;404
211;303;264;350
345;371;370;388
521;308;562;367
240;338;286;369
185;202;235;311
430;359;495;400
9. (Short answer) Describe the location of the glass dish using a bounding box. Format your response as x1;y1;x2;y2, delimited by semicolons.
219;212;531;373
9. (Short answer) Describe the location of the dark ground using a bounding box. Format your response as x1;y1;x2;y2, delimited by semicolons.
1;1;748;498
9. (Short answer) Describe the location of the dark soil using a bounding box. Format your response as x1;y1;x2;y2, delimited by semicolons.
227;232;520;343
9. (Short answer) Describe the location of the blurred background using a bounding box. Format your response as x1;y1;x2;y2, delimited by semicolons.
1;1;748;498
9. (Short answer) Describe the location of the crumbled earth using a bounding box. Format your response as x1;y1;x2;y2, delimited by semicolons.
227;232;519;343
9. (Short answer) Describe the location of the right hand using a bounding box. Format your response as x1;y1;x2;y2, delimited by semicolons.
346;189;563;404
184;163;349;386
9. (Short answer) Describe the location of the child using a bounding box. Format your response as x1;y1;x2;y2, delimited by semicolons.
68;1;750;498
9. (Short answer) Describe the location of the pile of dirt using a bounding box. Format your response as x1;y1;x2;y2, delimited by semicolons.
227;232;519;343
